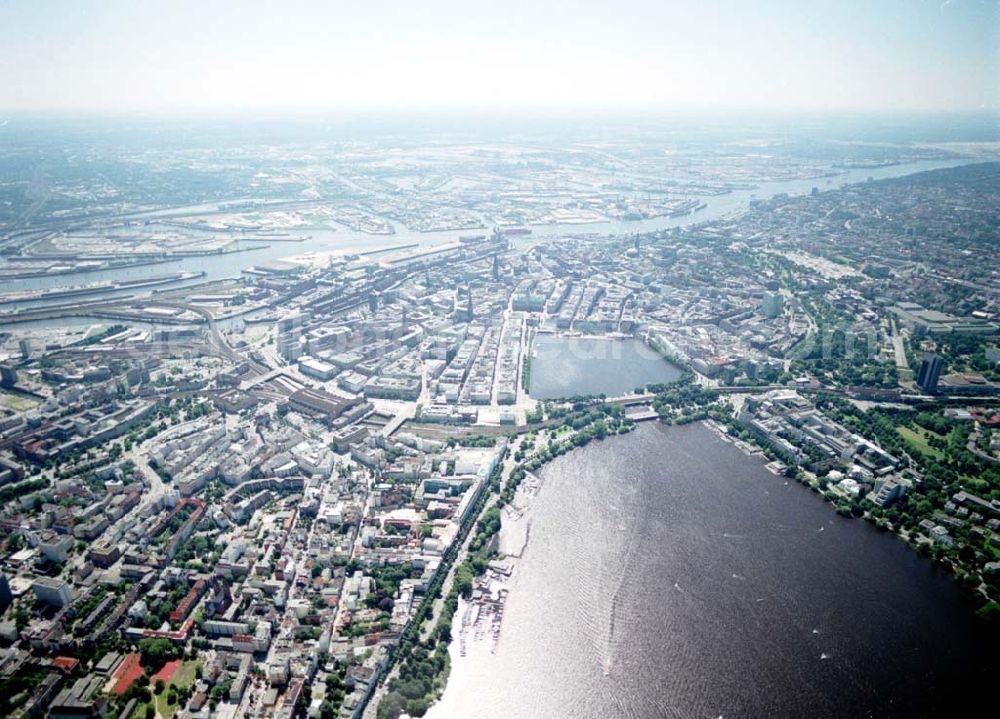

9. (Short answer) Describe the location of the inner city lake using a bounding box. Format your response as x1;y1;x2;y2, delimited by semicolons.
528;336;684;399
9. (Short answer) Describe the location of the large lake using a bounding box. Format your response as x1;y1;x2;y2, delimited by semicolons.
429;422;996;719
529;336;683;399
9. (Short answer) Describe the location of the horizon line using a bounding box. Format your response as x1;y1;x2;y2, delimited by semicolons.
2;103;999;119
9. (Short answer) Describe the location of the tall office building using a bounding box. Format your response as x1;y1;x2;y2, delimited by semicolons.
276;333;303;363
916;353;944;392
276;311;310;334
0;573;12;611
761;293;784;319
276;311;310;363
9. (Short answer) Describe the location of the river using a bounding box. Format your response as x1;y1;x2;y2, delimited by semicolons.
428;422;996;719
0;157;980;310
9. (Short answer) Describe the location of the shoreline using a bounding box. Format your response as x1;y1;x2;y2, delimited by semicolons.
424;464;544;719
699;417;957;574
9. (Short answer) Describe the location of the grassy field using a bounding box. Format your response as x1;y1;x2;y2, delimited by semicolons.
0;391;39;412
151;660;200;719
897;425;947;460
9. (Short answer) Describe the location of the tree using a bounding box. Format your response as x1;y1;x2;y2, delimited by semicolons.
976;601;1000;621
138;637;177;668
958;544;976;564
377;692;406;719
13;605;30;630
154;679;165;695
408;697;431;716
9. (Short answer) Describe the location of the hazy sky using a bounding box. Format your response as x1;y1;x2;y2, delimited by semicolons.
0;0;997;112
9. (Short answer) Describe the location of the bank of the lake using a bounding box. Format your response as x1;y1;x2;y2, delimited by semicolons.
428;422;996;719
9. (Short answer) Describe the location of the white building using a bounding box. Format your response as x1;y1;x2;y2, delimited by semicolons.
32;577;72;607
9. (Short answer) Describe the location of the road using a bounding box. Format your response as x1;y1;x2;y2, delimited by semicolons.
967;422;1000;466
362;434;527;718
152;300;268;372
891;319;909;370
